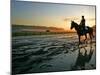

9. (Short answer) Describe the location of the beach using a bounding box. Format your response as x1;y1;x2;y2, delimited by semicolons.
12;33;96;74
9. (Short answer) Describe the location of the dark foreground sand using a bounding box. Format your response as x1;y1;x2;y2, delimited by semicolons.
12;33;96;74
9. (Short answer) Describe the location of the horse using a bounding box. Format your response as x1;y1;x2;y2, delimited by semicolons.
70;21;93;44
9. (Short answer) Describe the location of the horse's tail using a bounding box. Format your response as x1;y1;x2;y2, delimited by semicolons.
92;29;94;38
88;26;94;38
90;27;94;38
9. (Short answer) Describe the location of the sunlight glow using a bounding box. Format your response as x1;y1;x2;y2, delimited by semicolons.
11;1;96;32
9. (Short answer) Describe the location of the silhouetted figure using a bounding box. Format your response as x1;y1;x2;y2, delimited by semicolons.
70;21;93;44
80;16;85;30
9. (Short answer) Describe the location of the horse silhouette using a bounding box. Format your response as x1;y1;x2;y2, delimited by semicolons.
70;21;93;44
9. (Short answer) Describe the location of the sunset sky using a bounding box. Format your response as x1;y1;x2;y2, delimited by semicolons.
11;1;96;31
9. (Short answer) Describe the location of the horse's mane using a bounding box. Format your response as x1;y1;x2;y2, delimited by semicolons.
73;21;79;26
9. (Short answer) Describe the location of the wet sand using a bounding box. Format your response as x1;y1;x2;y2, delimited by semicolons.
12;33;96;74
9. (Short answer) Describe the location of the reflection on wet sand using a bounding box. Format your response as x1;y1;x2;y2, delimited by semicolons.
12;34;96;74
72;43;95;70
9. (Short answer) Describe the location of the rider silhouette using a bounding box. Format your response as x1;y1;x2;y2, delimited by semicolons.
80;16;86;33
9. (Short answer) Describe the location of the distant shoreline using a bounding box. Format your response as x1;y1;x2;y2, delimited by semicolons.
12;31;76;37
12;24;66;30
12;25;76;37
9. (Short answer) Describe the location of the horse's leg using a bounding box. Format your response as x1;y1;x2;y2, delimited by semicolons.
89;28;93;43
89;33;92;43
84;34;87;44
78;35;81;45
84;34;87;41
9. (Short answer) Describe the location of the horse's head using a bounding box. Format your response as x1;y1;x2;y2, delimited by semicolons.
70;21;75;29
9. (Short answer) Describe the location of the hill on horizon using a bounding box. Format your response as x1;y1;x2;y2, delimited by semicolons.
12;24;67;32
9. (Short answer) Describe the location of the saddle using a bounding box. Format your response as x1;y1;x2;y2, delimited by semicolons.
85;26;88;30
80;26;88;34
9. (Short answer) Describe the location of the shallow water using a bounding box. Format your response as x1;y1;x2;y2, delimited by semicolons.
12;33;96;74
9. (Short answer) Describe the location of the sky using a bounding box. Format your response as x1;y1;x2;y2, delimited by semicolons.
11;1;96;31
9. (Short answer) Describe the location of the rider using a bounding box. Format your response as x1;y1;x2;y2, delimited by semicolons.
80;16;86;32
